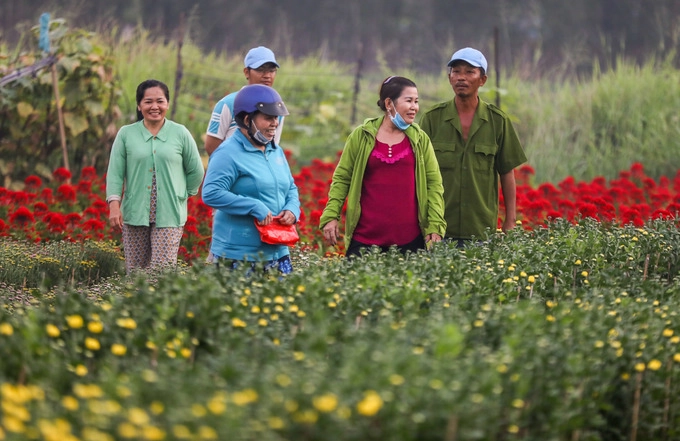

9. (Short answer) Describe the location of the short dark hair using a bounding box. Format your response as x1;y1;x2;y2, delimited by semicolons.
377;76;417;111
135;79;170;121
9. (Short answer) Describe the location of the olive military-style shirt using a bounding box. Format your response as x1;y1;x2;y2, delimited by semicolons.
420;99;527;240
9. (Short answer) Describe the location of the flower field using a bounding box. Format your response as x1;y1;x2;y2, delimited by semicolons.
2;157;680;440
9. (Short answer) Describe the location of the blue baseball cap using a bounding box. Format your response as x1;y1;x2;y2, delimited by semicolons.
447;47;488;72
244;46;279;69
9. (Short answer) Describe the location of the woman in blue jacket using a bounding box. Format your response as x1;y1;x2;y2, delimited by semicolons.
202;85;300;273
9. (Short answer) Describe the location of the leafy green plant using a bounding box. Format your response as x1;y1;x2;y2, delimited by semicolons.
0;18;121;189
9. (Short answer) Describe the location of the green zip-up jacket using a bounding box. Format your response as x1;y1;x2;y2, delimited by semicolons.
319;116;446;248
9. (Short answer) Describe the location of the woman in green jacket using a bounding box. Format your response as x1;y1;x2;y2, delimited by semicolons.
319;76;446;257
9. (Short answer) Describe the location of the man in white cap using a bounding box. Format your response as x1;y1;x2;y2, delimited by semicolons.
204;46;284;262
204;46;283;155
420;47;527;247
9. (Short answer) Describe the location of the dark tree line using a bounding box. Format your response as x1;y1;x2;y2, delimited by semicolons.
2;0;679;75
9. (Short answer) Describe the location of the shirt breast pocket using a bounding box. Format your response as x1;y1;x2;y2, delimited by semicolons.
432;142;457;170
473;143;497;171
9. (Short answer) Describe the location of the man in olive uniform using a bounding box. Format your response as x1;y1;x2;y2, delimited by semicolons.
420;47;527;246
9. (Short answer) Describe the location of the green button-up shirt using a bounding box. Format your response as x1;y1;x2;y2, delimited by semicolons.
420;99;527;240
106;119;205;228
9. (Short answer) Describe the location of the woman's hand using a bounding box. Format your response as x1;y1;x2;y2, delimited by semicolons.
256;212;273;226
425;233;442;250
277;210;297;225
425;233;442;243
322;219;340;246
108;200;123;231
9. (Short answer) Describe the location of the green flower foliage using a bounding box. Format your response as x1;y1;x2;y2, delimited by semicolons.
1;220;680;439
0;239;124;288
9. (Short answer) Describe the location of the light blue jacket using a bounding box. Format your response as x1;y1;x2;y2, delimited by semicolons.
202;131;300;261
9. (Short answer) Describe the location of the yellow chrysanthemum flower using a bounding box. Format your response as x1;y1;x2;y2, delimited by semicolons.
150;401;165;415
87;321;104;334
313;393;338;413
85;337;101;351
116;318;137;330
141;425;165;441
127;407;150;425
292;409;318;424
172;425;192;439
647;359;663;371
45;324;60;338
268;417;285;429
231;318;247;328
198;426;218;440
191;404;207;417
356;390;383;416
66;315;84;329
389;374;405;385
232;389;259;406
61;395;79;411
118;422;139;439
0;323;14;335
207;397;226;415
111;344;127;356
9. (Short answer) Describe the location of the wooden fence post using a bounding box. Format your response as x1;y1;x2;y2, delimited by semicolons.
171;13;186;121
350;42;364;126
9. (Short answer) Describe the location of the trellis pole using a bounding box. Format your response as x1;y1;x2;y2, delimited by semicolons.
39;13;70;182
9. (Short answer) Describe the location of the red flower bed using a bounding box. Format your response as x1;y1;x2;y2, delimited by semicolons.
1;159;678;263
510;163;680;229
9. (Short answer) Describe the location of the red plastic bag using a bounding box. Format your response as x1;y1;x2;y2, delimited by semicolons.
254;216;299;246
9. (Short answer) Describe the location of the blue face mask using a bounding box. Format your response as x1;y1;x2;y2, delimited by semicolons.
389;107;410;131
247;116;273;146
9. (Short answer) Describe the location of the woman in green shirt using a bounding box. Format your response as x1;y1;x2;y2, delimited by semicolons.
106;79;205;273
